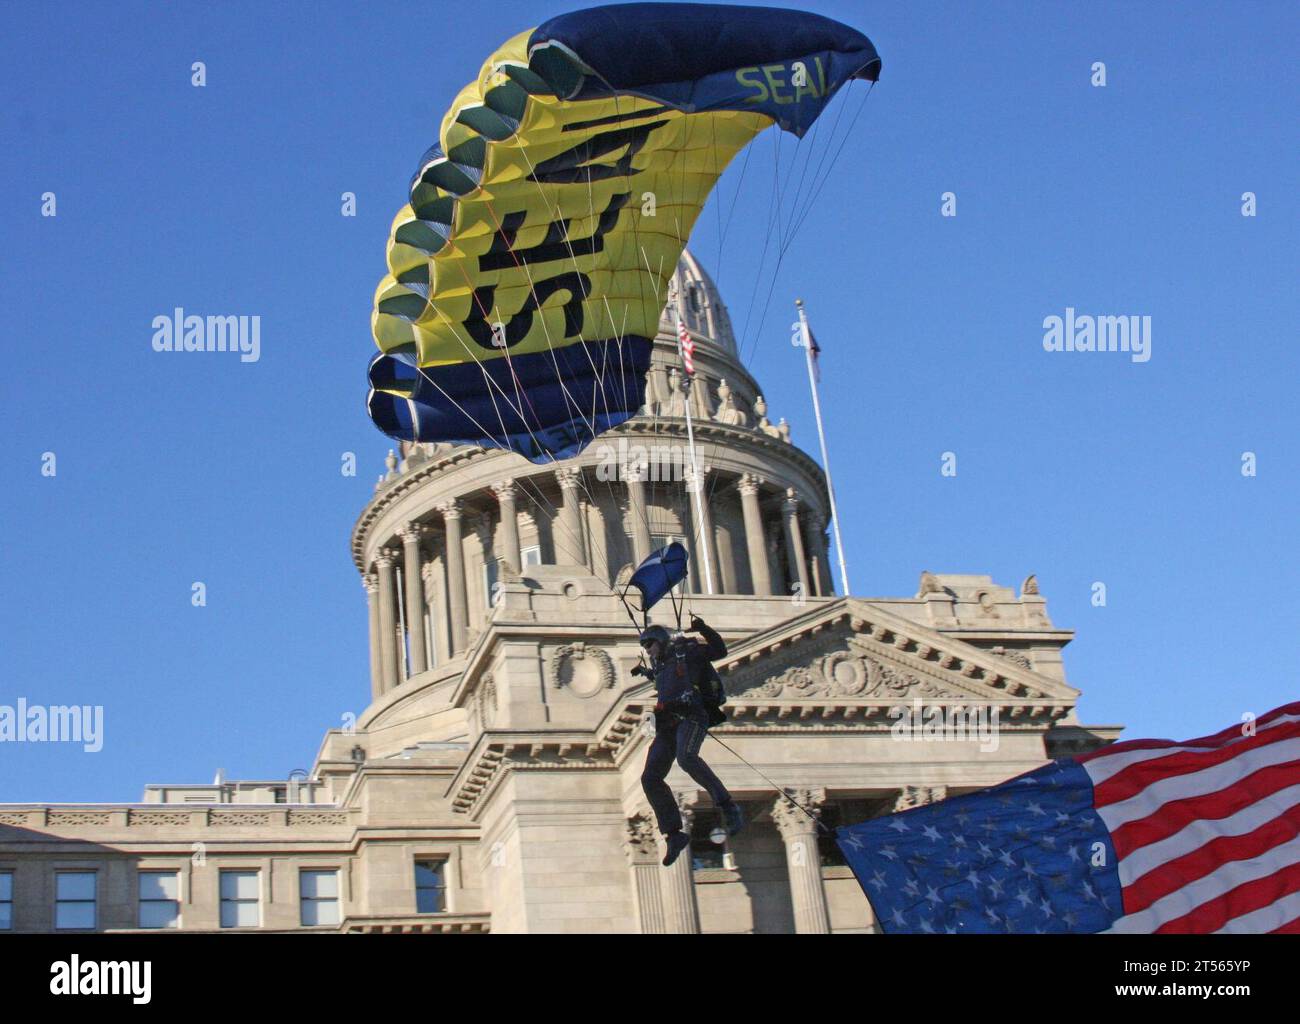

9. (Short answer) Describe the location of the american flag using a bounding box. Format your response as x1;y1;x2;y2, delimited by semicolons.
836;701;1300;933
676;318;695;376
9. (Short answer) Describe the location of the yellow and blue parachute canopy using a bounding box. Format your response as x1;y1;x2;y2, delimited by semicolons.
367;2;880;462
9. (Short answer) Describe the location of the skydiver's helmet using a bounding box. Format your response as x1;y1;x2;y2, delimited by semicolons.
639;625;671;657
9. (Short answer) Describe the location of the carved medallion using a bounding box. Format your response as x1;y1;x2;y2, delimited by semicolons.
551;643;614;698
822;651;867;695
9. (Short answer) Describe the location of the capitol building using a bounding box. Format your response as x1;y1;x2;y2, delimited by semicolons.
0;253;1120;933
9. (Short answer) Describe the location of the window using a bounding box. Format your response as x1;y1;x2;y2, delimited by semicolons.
219;870;260;928
55;871;97;930
521;545;542;568
414;860;447;913
816;805;846;866
483;559;500;609
689;810;727;871
138;870;180;929
299;870;340;927
0;871;12;930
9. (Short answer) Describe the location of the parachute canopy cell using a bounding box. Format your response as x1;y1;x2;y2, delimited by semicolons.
367;2;880;462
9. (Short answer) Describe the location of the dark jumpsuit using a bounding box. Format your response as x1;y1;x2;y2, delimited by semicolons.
640;624;732;834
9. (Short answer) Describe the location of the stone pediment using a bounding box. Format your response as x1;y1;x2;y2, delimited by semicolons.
716;598;1079;706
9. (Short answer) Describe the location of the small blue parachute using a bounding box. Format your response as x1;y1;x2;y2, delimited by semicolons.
625;542;689;614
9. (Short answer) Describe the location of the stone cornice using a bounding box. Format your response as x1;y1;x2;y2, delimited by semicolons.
594;697;1074;769
0;805;359;832
446;732;619;818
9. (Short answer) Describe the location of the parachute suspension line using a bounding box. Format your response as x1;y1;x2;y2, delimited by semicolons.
670;116;702;602
733;130;785;362
406;331;633;605
786;80;875;245
781;74;845;243
446;159;649;594
400;310;625;601
463;198;606;457
504;129;660;580
736;80;876;368
391;360;628;602
706;732;833;836
466;127;651;525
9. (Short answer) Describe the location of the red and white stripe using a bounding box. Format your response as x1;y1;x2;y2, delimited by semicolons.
676;318;695;376
1079;701;1300;933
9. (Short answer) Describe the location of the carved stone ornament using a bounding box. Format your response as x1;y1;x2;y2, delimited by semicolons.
821;650;868;695
918;570;945;596
208;811;274;827
127;811;193;828
894;785;948;812
623;812;659;862
551;643;615;698
863;658;963;700
47;811;112;827
990;646;1033;672
477;673;498;727
733;645;966;701
772;788;826;839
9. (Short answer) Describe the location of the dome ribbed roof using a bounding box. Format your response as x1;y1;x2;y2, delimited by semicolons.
661;249;738;357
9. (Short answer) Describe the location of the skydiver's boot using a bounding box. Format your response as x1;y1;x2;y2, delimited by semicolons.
721;800;745;837
662;830;691;867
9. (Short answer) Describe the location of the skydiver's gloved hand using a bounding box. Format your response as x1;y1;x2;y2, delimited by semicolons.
689;614;708;633
631;664;653;679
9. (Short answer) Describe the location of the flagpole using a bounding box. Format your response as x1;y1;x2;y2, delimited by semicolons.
674;302;716;596
795;298;851;595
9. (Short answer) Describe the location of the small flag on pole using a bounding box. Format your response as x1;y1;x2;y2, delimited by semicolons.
676;318;696;376
836;701;1300;933
806;326;821;381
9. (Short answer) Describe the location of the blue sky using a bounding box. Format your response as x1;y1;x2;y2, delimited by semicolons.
1;1;1295;802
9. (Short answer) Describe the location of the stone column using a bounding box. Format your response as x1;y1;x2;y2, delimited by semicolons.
625;466;652;565
398;523;428;675
715;515;738;594
555;467;586;567
623;813;667;934
421;557;445;667
773;788;831;934
662;794;702;933
492;480;522;570
738;474;772;596
363;574;382;702
438;500;469;656
374;550;400;692
781;488;811;599
805;510;832;597
686;465;720;595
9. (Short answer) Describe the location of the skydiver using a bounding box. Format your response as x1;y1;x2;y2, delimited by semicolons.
633;614;745;866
